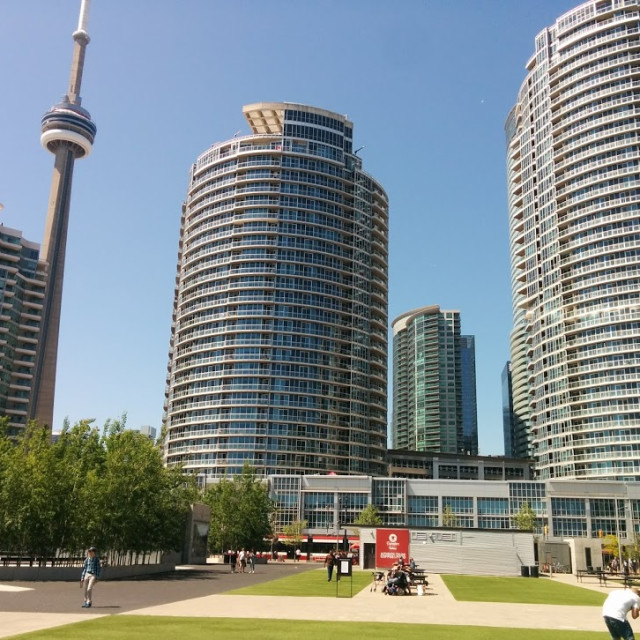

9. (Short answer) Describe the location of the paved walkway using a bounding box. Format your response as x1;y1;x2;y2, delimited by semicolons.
0;569;620;638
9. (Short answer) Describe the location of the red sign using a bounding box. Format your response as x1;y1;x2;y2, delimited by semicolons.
375;528;410;568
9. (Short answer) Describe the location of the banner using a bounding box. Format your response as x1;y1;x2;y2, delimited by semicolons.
375;528;410;568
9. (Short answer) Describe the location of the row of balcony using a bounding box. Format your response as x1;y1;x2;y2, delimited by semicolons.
559;233;640;265
550;36;640;83
555;130;640;171
558;203;639;236
556;121;640;171
558;222;640;254
556;22;640;69
553;80;640;145
551;49;640;101
552;59;640;112
555;158;640;198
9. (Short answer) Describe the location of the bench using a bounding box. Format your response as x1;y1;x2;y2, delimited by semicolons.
576;569;640;587
411;572;428;586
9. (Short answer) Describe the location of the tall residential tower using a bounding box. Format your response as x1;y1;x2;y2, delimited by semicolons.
391;305;467;454
507;0;640;480
164;103;388;481
29;0;96;427
0;226;46;435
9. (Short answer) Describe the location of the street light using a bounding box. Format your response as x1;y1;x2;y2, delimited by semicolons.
616;500;625;570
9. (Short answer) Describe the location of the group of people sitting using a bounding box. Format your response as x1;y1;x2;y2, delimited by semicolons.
379;557;424;595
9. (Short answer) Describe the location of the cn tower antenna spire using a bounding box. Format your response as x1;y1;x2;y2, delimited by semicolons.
29;0;97;429
67;0;91;105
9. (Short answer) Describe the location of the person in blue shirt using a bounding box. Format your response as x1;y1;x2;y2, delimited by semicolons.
80;546;101;608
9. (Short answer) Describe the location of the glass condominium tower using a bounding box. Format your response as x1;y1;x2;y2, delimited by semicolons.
507;0;640;480
391;305;464;453
164;102;389;481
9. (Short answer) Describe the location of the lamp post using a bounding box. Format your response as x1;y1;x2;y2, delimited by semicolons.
616;499;625;571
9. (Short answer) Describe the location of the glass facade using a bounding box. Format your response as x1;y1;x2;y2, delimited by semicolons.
392;305;464;453
0;227;45;435
164;103;388;480
507;1;640;479
263;475;640;546
460;335;478;455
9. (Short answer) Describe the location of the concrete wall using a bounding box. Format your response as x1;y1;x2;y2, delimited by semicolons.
358;527;535;576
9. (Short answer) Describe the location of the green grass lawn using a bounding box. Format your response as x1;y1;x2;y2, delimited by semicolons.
223;566;372;596
442;574;606;606
10;616;611;640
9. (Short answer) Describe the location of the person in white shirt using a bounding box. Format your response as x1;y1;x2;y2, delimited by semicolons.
603;587;640;639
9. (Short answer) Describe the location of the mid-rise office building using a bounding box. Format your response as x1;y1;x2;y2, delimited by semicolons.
391;305;466;453
164;102;388;481
506;0;640;480
0;226;45;435
268;472;640;575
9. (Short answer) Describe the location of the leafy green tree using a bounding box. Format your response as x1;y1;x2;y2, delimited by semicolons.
603;534;621;559
0;421;62;558
626;534;640;563
203;463;274;553
0;414;196;562
353;504;382;526
513;502;537;531
50;419;104;553
442;504;459;528
282;519;308;552
90;416;196;561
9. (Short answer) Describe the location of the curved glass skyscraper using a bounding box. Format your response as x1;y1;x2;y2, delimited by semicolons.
165;103;388;480
507;0;640;480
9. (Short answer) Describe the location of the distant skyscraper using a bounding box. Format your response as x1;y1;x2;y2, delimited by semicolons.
507;0;640;480
501;362;514;457
164;102;388;481
0;226;45;435
29;0;96;428
391;305;464;454
460;335;478;455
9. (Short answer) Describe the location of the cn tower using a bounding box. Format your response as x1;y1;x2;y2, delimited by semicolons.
29;0;97;427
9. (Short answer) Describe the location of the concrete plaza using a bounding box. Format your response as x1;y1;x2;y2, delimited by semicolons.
0;564;620;638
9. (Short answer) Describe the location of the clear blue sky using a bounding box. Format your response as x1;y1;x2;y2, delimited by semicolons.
0;0;580;454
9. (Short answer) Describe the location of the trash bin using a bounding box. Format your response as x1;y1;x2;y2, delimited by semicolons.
521;565;530;577
530;565;539;578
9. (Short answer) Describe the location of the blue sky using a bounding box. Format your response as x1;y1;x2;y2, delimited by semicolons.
0;0;580;453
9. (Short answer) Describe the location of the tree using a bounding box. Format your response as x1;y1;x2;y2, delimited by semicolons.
602;534;621;559
353;504;382;526
626;534;640;563
442;504;459;528
282;519;308;552
90;416;196;562
513;502;537;531
203;463;274;553
0;414;196;562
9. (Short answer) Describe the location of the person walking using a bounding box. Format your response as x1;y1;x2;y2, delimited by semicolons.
603;586;640;639
325;549;335;581
80;546;101;608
